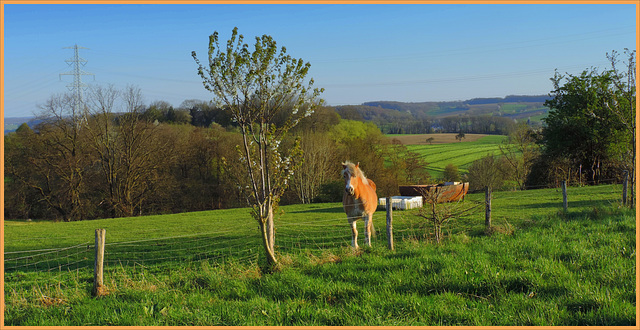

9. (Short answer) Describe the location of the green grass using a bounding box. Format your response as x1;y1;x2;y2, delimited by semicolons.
4;184;635;326
406;135;507;178
498;103;529;114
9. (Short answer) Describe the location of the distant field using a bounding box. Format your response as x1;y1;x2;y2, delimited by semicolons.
387;134;508;179
388;133;489;145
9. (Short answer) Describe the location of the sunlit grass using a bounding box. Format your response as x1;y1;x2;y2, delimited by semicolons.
4;184;635;326
404;135;507;178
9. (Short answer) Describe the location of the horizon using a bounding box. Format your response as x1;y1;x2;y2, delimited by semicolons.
3;93;553;120
3;3;636;118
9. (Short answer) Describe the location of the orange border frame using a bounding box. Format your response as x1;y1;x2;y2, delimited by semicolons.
0;1;637;330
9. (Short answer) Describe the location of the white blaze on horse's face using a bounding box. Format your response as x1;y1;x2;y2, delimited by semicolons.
343;167;355;196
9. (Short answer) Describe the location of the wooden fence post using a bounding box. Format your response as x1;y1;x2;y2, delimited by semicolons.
484;186;491;231
386;197;394;251
562;180;568;212
622;170;629;206
93;228;106;296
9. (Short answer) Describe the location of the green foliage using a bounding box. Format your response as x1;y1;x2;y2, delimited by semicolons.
15;122;32;133
539;50;635;187
329;120;382;145
143;101;192;125
313;180;344;203
442;163;460;182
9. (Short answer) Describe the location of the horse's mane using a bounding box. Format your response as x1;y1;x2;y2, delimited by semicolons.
342;161;370;186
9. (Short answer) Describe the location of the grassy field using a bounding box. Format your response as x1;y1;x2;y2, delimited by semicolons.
4;184;635;326
394;134;508;179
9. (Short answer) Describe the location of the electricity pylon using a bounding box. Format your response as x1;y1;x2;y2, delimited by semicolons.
60;44;94;123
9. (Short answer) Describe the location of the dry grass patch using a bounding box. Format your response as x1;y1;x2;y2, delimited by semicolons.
38;295;66;307
308;250;342;266
390;133;488;145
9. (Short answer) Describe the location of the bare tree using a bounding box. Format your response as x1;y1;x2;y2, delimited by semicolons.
193;27;324;266
8;93;89;221
85;85;120;217
85;85;163;217
292;131;335;203
415;188;479;243
604;49;635;206
466;154;507;192
499;123;540;190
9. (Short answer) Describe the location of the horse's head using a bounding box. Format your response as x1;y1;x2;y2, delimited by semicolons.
342;161;361;196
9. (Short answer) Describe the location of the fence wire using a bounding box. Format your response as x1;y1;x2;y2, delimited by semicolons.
5;183;628;280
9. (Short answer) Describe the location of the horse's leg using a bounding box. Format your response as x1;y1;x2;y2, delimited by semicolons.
364;214;372;247
350;219;359;248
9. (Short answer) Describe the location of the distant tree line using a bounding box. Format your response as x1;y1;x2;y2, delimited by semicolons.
4;87;432;221
335;105;517;135
362;95;550;112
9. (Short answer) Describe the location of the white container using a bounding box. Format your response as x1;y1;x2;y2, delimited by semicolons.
378;196;423;210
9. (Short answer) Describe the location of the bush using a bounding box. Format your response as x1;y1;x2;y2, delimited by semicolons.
313;180;344;203
443;163;460;182
466;155;508;191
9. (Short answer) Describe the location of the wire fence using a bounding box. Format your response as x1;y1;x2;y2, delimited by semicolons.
5;181;629;282
5;242;93;273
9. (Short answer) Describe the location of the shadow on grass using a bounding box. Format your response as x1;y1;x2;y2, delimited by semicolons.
286;206;344;214
516;199;620;210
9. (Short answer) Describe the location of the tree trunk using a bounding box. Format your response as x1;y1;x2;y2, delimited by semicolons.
259;206;278;266
266;206;275;253
431;202;442;244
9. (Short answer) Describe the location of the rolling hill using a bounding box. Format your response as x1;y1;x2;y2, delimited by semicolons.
361;95;550;119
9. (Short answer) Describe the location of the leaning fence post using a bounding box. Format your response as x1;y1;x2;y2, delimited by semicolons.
562;180;568;212
386;197;394;251
484;186;491;231
93;228;106;296
622;170;629;206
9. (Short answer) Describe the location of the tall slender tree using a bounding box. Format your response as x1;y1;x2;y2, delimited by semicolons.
603;49;635;205
192;27;323;266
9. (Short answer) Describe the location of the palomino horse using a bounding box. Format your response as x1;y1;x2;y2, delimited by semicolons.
342;161;378;248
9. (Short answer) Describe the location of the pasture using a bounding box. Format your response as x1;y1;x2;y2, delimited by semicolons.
390;134;507;178
4;184;635;326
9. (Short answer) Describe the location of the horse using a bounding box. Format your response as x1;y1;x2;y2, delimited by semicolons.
341;161;378;248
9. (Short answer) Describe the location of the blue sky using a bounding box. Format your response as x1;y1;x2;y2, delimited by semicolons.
3;3;636;118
